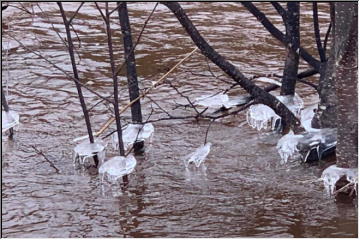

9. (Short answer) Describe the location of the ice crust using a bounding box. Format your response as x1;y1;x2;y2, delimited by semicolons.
276;93;303;117
321;165;358;195
184;142;212;168
2;110;20;133
276;131;303;164
73;138;106;165
255;77;282;86
111;123;154;150
99;155;137;182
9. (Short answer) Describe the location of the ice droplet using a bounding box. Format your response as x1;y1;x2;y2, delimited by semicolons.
321;165;358;195
99;155;137;183
111;123;154;150
2;110;20;133
184;142;212;168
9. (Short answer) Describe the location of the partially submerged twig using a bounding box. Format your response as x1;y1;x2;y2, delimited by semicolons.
31;145;60;173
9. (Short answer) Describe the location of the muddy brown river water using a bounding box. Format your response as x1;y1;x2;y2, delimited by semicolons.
1;2;357;237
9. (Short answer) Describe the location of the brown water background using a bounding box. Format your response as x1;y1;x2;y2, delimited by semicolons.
1;2;357;237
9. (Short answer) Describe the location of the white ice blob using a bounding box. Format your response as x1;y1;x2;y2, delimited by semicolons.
276;130;303;164
111;123;154;150
99;155;137;183
321;165;358;195
2;110;20;133
223;95;251;109
184;142;212;168
73;138;106;166
246;104;281;131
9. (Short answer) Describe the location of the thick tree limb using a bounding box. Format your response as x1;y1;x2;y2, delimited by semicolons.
163;2;302;131
241;2;321;71
312;2;326;62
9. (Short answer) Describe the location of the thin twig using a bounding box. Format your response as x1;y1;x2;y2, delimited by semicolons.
204;119;215;144
31;145;60;173
95;47;198;137
68;2;85;24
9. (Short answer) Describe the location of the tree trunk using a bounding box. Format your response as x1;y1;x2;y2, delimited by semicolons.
118;2;144;154
280;2;300;96
163;2;302;132
334;2;358;168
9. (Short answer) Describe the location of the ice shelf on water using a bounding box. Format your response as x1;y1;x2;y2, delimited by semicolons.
111;123;154;150
246;104;281;131
321;165;358;195
254;77;282;86
73;138;106;166
195;93;250;109
2;110;20;133
184;142;212;168
99;155;137;183
194;93;229;108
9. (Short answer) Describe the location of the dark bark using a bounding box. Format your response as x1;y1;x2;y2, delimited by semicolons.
118;2;144;154
163;2;302;131
312;2;326;62
312;3;337;129
280;2;300;96
241;2;321;72
58;3;98;166
334;2;358;168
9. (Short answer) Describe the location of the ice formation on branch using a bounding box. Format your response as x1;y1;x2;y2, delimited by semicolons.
300;104;319;132
73;138;106;166
2;110;20;133
276;130;303;164
246;104;281;131
321;165;358;195
99;155;137;183
184;142;212;168
111;123;154;150
276;128;337;163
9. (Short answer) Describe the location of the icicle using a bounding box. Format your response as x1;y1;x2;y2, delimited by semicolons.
276;130;303;164
99;155;137;183
184;142;212;168
321;165;358;195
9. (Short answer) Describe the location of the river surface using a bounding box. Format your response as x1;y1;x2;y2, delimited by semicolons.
1;2;357;238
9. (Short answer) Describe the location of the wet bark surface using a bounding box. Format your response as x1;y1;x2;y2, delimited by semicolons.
334;2;358;168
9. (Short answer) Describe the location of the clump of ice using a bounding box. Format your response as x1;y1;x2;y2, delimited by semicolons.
73;138;106;166
111;123;154;150
184;142;212;168
194;93;229;108
99;155;137;183
276;93;304;117
321;165;358;195
223;95;251;109
276;130;303;164
246;104;281;131
2;110;20;133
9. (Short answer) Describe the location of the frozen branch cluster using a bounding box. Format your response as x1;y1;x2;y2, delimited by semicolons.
321;165;358;195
